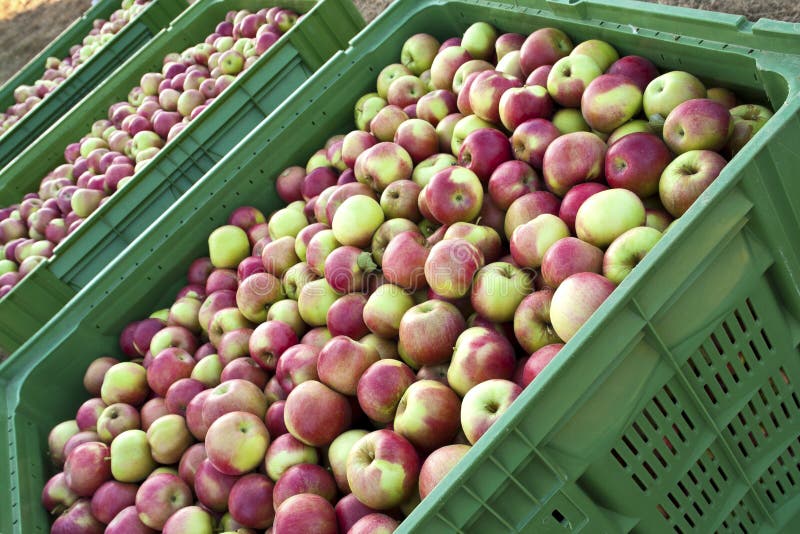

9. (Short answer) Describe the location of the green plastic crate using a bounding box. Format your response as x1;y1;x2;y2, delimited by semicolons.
0;0;364;355
3;0;800;531
0;0;188;170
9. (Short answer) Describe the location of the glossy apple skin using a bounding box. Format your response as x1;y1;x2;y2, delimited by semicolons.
607;55;659;92
284;380;352;447
461;379;522;444
659;149;727;217
550;272;616;342
317;336;380;396
542;131;607;197
394;379;462;451
605;132;672;198
457;127;513;183
398;299;466;368
580;74;643;133
520;27;573;77
541;237;604;288
228;473;276;529
424;238;484;299
516;343;564;387
447;326;517;396
425;165;484;224
662;98;733;154
273;493;337;534
575;188;646;248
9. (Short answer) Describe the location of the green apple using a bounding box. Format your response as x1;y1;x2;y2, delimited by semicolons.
377;63;413;98
570;39;619;72
328;429;369;493
191;354;222;387
450;114;495;155
110;429;156;482
510;214;570;269
332;195;385;248
363;283;415;338
268;206;308;240
552;108;590;134
298;278;339;326
659;149;727;217
412;153;457;187
470;262;533;323
643;71;706;121
208;225;250;268
147;414;193;465
575;188;646;248
603;226;663;284
400;33;440;75
547;54;601;108
607;119;653;145
355;93;388;131
461;22;498;61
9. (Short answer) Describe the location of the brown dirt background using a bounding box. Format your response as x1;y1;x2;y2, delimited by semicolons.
1;0;799;85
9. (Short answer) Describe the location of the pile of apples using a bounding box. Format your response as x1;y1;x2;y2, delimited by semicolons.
0;6;299;298
0;0;154;136
40;20;774;534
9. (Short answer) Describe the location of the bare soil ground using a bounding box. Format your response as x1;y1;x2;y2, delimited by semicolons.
1;0;798;86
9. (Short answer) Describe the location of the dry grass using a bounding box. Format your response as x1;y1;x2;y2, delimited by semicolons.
1;0;798;86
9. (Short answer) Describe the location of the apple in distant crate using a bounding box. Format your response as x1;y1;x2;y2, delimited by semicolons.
135;473;193;529
415;89;457;126
363;283;416;338
398;300;465;368
346;430;420;510
546;55;601;108
461;379;522;444
227;473;275;529
273;464;337;510
643;71;706;121
470;262;533;323
447;326;516;396
575;188;645;248
273;493;337;534
605;132;671;198
419;443;471;499
458;127;513;182
424;238;484;299
607;55;659;92
581;74;643;133
510;118;561;169
520;27;573;76
394;379;461;451
550;272;616;342
663;98;733;154
424;166;483;224
430;45;472;91
204;411;269;475
603;226;663;284
542;131;606;197
284;380;352;447
660;149;728;217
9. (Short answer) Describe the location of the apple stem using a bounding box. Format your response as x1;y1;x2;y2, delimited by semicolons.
357;252;378;273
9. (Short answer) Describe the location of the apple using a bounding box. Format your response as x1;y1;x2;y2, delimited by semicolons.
64;441;112;496
499;85;553;132
205;411;270;475
355;93;388;131
393;118;438;164
209;225;250;268
146;413;192;465
162;506;214;534
496;49;523;79
335;493;381;532
276;166;306;203
324;293;368;339
273;464;337;509
48;420;80;468
469;70;521;124
571;38;618;71
550;272;616;341
370;105;409;142
326;430;369;494
546;54;601;108
349;513;401;534
228;473;275;529
202;378;267;425
663;98;733;154
415;89;457;126
135;472;192;529
526;64;552;87
707;87;738;109
147;347;195;397
660;149;727;217
520;27;572;76
377;63;413;98
503;190;561;240
517;343;564;387
419;444;471;499
284;380;352;447
576;188;646;248
461;21;497;60
178;442;207;488
541;237;602;288
104;505;154;534
76;398;107;431
42;472;79;515
380;180;422;222
262;236;300;278
510;118;561;169
607;55;659;92
101;361;149;406
470;261;533;323
603;226;663;284
510;213;570;269
461;379;522;444
356;359;416;423
363;283;416;338
424;238;484;299
193;459;239;513
728;103;773;155
264;433;319;481
605;132;671;198
298;278;340;327
354;141;413;192
398;299;465;368
324;245;376;293
247;319;297;372
580;74;643;133
90;480;138;524
513;288;562;353
643;71;706;121
97;402;140;443
109;429;156;483
346;430;420;509
273;493;337;534
268;204;308;239
401;33;440;75
447;326;516;396
51;500;104;534
317;335;380;396
430;46;472;91
458;127;513;182
301;327;334;350
387;75;427;108
443;222;502;263
394;379;461;451
556;182;606;234
487;161;542;211
542;131;607;197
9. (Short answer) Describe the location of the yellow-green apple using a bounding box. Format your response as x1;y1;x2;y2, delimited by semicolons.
42;472;79;516
380;180;423;222
306;230;340;276
382;230;429;290
146;348;194;397
411;155;455;191
444;222;502;263
488;160;542;210
419;444;471;499
646;208;674;232
398;300;465;368
135;473;192;529
541;237;603;288
510;118;561;169
70;188;104;218
603;226;662;283
469;70;521;124
177;442;207;488
520;27;573;76
162;506;213;534
317;336;380;396
370;105;409;142
415;90;457;126
727;104;772;155
571;39;618;71
110;429;156;482
205;411;269;475
510;214;570;269
273;464;337;510
51;500;104;534
542;131;607;197
425;166;483;224
458;127;513;182
208;225;250;268
447;326;516;396
64;442;112;496
551;272;616;341
328;429;369;493
450;114;495;155
461;21;497;60
377;64;412;98
576;188;645;247
301;327;334;350
298;278;339;326
394;379;461;451
97;403;140;443
453;59;493;95
361;333;400;360
168;297;201;333
547;55;601;108
346;429;420;509
607;119;653;145
707;87;738;109
356;359;416;423
513;289;562;354
430;46;472;91
401;33;440;75
605;132;671;197
101;361;149;406
206;308;250;348
202;378;267;424
659;149;727;217
363;283;416;338
552;107;591;134
265;433;319;481
354;141;413;192
470;262;533;323
461;379;522;444
387;75;428;108
149;325;198;356
228;473;275;529
327;183;378;227
266;299;307;339
393;118;438;164
284;380;351;447
76;398;106;431
503;190;561;239
557;182;607;233
580;74;643;133
663;98;733;154
248;319;298;371
294;223;326;263
355;93;388;132
48;420;80;468
499;85;554;131
269;205;308;239
643;71;706;121
607;55;659;92
342;131;379;168
146;414;192;465
326;293;368;338
193;459;238;512
273;493;337;534
497;49;523;79
517;343;564;387
220;357;267;389
495;32;525;60
424;238;484;299
350;514;401;534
